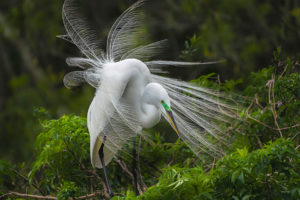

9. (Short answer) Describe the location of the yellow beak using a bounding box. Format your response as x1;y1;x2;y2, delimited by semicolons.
166;110;180;136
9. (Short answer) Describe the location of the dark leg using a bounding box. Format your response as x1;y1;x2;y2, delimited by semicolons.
132;136;139;196
99;136;114;198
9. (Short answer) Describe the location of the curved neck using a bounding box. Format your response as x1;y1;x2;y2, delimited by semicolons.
140;87;161;129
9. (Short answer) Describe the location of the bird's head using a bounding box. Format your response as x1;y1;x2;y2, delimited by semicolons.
143;83;180;136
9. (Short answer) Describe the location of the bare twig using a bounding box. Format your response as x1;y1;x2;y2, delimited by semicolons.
291;132;300;141
268;74;283;137
245;97;297;132
248;114;299;132
256;135;263;149
115;159;133;177
85;169;109;197
62;139;109;198
72;191;104;199
244;98;264;149
62;139;110;198
244;99;254;117
10;168;44;194
209;157;216;172
280;124;300;131
247;113;273;129
168;151;175;167
137;169;148;191
279;64;289;80
0;192;56;200
114;159;142;194
254;94;264;109
0;191;105;200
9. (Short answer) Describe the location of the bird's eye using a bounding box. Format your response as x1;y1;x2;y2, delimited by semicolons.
161;100;164;103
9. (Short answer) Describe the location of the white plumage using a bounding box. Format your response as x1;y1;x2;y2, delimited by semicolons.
61;0;241;169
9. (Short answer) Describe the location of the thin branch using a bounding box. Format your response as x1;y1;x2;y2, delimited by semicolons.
247;113;299;132
72;191;104;199
280;124;300;131
11;168;44;195
137;169;148;192
279;64;289;80
256;135;263;149
254;94;264;109
114;159;142;194
85;169;109;198
209;157;216;172
245;97;297;132
291;132;300;141
62;140;109;198
0;192;56;200
268;74;283;137
0;191;105;200
247;113;274;130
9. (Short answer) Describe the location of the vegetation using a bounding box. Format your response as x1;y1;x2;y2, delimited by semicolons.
0;0;299;199
1;55;299;199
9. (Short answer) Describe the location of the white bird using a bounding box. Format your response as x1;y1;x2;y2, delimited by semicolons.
60;0;241;197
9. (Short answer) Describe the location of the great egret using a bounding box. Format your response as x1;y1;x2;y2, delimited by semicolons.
60;0;240;197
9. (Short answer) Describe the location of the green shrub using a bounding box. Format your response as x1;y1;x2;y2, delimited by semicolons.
0;55;299;199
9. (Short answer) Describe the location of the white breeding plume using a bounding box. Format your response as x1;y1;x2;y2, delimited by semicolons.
60;0;242;169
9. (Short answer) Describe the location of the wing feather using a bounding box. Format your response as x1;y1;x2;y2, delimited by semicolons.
62;0;104;61
87;69;141;168
61;0;244;162
106;0;146;61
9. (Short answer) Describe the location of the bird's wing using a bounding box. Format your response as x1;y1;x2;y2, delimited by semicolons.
62;0;104;61
61;0;107;89
61;0;243;159
61;0;216;88
87;70;140;168
152;74;244;157
104;1;243;157
120;39;169;61
106;0;146;61
106;0;220;68
63;68;102;89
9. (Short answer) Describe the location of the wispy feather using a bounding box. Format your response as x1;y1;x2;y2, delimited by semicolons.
60;0;244;164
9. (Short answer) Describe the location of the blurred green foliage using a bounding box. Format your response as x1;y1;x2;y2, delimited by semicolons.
0;0;299;199
0;0;299;163
0;54;299;199
179;0;300;80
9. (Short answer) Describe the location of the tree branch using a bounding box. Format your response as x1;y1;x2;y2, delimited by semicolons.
0;191;105;200
0;192;56;200
114;159;143;194
85;169;109;198
10;168;44;195
267;75;283;137
72;191;104;199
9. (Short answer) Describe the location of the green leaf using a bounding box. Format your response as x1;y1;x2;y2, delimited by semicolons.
231;170;240;183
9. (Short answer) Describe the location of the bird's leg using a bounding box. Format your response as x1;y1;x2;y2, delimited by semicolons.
132;136;139;196
99;136;114;198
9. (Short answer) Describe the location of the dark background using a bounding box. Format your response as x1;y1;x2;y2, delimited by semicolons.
0;0;299;163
